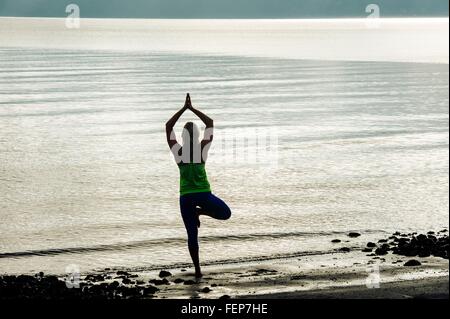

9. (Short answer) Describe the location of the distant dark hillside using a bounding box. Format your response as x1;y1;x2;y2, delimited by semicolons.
0;0;448;18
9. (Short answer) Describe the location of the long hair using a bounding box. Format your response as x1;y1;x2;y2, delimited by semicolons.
181;122;201;163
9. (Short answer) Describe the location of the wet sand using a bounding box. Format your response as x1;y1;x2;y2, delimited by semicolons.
150;249;449;299
244;276;449;299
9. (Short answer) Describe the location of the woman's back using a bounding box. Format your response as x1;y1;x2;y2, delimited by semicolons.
178;162;211;196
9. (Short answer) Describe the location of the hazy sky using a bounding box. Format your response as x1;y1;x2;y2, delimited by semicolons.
0;0;448;18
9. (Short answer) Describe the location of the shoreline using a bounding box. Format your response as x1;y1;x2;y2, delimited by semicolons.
0;229;449;300
1;254;448;300
1;231;448;299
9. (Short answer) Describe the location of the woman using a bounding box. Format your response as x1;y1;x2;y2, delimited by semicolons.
165;93;232;278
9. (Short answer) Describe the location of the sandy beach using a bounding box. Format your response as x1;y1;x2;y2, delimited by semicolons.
130;246;449;299
133;251;449;299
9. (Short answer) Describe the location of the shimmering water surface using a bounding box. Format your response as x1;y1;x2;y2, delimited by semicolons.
0;18;448;274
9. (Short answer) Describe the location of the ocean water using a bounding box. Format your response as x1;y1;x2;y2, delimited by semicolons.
0;18;448;274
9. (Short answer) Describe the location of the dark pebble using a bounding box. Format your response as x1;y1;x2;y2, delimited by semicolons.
348;233;361;238
143;286;159;295
339;247;351;252
159;270;172;278
201;287;212;293
122;278;132;285
219;295;231;300
404;260;422;267
417;234;427;242
184;280;196;285
331;239;341;243
367;242;377;248
375;248;388;256
149;278;170;286
173;278;184;284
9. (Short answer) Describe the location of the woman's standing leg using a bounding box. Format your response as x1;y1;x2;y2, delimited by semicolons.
180;195;203;278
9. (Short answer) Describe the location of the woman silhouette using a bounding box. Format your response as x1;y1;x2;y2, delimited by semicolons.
166;94;232;278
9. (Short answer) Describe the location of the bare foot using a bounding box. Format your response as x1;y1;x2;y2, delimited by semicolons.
195;207;202;228
195;271;203;279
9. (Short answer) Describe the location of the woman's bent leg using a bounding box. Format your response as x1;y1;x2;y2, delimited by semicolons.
198;193;232;220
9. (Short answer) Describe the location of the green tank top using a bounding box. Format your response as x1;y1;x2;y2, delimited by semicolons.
178;163;211;196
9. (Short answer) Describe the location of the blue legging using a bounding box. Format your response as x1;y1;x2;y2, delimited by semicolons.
180;192;231;249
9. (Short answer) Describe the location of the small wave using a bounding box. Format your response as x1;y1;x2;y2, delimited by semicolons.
0;230;380;259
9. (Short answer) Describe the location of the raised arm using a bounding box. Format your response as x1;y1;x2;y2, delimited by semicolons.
187;95;214;144
165;99;188;149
